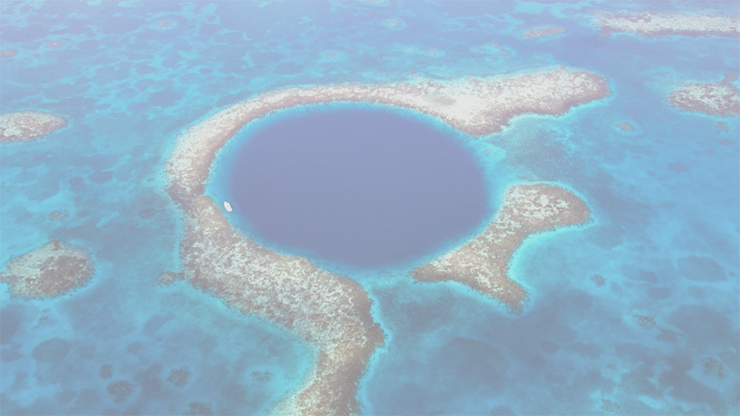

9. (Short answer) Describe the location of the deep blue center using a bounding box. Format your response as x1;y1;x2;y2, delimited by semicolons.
224;106;491;270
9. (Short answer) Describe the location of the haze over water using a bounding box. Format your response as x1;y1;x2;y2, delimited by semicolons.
1;1;738;415
221;106;492;270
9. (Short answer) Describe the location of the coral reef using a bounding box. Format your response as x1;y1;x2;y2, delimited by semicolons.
251;370;273;383
34;308;54;328
617;122;636;132
524;26;566;39
412;184;590;310
591;274;606;286
601;399;621;412
48;211;68;221
173;196;383;416
166;67;605;414
107;380;135;402
100;364;113;379
635;315;657;328
594;12;740;38
0;111;68;142
184;402;213;416
656;328;679;343
167;367;190;387
158;271;185;286
668;74;740;117
0;240;95;299
703;357;725;378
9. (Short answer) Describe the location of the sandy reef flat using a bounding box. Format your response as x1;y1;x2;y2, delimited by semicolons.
594;12;740;38
0;240;95;299
0;110;67;142
166;67;607;415
412;184;591;310
668;74;740;117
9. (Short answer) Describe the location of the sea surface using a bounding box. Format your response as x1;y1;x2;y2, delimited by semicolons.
1;1;738;415
210;104;493;272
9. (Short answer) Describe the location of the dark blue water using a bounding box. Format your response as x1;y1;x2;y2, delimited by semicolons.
224;106;491;270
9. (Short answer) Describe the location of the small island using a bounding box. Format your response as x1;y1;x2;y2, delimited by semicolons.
412;184;590;310
166;67;607;415
0;111;68;143
594;12;740;38
0;240;95;299
668;74;740;117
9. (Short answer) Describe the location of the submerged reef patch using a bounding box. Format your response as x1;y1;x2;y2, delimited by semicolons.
184;402;213;416
616;121;637;133
166;67;605;415
668;74;740;117
106;380;135;402
166;367;190;387
0;111;67;142
0;49;17;58
0;240;95;300
523;27;566;39
412;184;590;310
594;12;740;38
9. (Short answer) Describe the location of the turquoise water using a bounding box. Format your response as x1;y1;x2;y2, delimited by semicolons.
1;1;738;415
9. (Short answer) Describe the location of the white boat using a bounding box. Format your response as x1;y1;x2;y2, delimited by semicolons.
223;201;233;212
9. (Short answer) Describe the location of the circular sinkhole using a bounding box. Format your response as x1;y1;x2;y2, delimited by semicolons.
211;104;497;272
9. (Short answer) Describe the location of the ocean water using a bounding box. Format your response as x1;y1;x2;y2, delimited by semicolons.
210;104;492;272
1;1;738;415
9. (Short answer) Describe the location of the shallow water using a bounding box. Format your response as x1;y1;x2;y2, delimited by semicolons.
0;0;738;415
218;105;491;270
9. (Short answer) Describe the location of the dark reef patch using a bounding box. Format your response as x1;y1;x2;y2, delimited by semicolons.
669;304;735;347
0;305;26;345
32;338;71;365
677;256;726;282
436;337;509;388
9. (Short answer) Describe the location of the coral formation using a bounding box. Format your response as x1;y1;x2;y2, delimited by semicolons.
601;399;621;412
0;240;95;299
635;315;657;328
591;274;606;286
168;67;608;204
0;111;67;142
703;357;725;378
656;328;679;343
251;370;273;383
107;380;135;402
166;67;605;414
48;211;68;221
167;367;190;387
412;184;590;310
100;364;113;379
668;74;740;117
594;12;740;38
524;26;566;39
617;122;636;132
158;271;185;286
184;402;213;416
